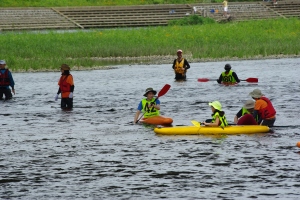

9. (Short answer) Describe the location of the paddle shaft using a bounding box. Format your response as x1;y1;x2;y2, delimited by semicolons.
198;77;258;83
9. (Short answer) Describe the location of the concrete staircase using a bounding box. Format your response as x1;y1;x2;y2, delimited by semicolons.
0;8;79;31
55;5;193;28
264;0;300;18
0;1;299;31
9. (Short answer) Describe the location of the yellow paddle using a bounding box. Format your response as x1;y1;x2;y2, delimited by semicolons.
191;120;201;127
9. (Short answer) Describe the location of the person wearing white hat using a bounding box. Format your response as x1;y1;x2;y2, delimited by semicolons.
0;60;15;100
172;49;190;81
234;100;258;125
203;101;228;128
249;89;276;127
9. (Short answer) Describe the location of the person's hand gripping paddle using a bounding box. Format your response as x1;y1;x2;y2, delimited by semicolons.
135;84;171;123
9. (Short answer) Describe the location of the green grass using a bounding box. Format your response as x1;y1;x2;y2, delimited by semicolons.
1;18;299;71
0;0;260;7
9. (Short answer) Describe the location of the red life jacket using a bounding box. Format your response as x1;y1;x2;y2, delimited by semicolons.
59;75;71;92
0;69;10;86
259;97;276;119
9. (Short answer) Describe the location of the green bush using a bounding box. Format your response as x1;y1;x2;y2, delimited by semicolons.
168;15;216;26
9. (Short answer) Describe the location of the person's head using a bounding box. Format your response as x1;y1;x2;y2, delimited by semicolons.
61;64;70;75
249;89;264;100
177;49;183;59
143;88;157;99
224;64;231;72
208;101;222;112
243;99;255;112
0;60;6;69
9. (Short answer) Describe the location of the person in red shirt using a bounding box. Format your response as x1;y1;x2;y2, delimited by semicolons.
55;64;74;109
249;89;276;127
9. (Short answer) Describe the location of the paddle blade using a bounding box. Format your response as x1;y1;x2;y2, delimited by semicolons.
157;84;171;98
191;120;201;127
244;78;258;83
197;78;210;82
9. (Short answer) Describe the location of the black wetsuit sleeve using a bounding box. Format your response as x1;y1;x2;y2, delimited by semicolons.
57;88;61;94
232;72;240;83
252;110;260;123
172;59;176;69
70;85;74;93
217;74;223;84
184;59;190;69
236;109;243;118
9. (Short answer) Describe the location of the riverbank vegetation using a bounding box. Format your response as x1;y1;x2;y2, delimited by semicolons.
1;18;299;71
0;0;260;7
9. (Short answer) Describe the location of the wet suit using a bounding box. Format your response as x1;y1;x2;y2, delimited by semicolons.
217;71;240;84
0;69;14;100
172;59;190;81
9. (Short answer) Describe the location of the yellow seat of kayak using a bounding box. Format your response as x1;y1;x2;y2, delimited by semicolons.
141;116;173;126
154;125;269;135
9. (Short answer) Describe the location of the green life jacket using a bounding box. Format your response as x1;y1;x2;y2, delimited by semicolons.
212;111;228;128
242;107;251;116
221;70;236;84
142;98;160;118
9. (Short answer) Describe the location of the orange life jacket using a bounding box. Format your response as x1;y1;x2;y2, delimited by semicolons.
59;75;71;92
259;97;276;119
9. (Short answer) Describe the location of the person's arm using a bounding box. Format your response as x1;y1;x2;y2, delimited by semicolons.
8;71;15;94
152;99;160;110
217;74;223;84
232;72;240;83
172;59;176;69
234;109;243;124
204;117;220;127
70;85;74;93
133;110;141;124
252;110;259;123
184;59;190;69
133;102;143;124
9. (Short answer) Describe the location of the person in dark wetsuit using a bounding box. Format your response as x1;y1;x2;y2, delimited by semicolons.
172;49;190;81
0;60;15;100
217;64;240;85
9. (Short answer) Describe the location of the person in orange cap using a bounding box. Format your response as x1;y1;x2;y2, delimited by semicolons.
55;64;75;109
172;49;190;81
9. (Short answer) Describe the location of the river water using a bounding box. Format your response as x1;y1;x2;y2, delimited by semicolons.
1;58;300;199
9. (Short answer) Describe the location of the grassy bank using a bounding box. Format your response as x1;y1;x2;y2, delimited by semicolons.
0;18;299;71
0;0;258;7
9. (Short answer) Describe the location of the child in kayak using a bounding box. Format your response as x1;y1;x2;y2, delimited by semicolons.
203;101;228;128
133;87;160;124
55;64;75;109
234;100;258;125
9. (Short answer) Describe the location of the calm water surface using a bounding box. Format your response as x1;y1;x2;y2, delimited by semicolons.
1;58;300;199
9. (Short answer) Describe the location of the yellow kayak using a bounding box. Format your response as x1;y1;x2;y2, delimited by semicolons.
154;125;270;135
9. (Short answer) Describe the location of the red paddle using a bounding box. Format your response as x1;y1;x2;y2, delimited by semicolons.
136;84;171;123
197;77;258;83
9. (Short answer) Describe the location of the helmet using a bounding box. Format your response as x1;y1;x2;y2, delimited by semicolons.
224;64;231;71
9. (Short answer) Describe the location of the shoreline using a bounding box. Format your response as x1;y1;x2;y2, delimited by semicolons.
11;54;300;73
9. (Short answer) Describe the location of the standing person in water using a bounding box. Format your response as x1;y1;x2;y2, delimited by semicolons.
249;89;276;127
55;64;75;109
172;49;190;81
217;64;240;85
203;101;228;128
0;60;15;100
